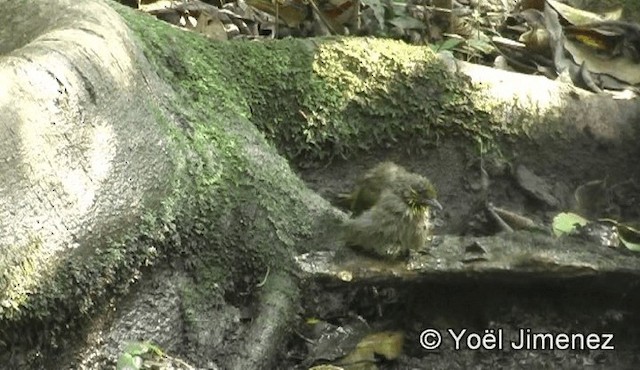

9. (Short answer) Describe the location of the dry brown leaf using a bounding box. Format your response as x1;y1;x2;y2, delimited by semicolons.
563;36;640;85
195;12;228;40
246;0;310;28
336;331;404;366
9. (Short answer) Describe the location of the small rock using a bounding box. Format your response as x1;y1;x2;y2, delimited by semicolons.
514;165;560;208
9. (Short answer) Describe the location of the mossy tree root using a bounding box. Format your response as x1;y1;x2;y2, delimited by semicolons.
228;270;300;370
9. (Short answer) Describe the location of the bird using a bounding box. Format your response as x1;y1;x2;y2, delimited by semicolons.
339;161;439;217
341;162;442;259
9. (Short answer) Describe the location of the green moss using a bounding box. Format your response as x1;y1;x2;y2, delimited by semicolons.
133;0;563;169
0;223;165;347
115;1;318;278
178;262;227;323
0;236;45;320
123;20;509;164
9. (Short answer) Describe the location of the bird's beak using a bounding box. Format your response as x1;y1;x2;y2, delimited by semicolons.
427;199;443;210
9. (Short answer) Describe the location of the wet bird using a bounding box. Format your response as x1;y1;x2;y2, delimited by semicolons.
341;162;442;259
340;161;438;216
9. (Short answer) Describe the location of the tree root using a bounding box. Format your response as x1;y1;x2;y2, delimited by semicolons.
228;269;300;370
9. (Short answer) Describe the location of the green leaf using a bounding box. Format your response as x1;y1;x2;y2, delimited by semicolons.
116;353;142;370
434;38;465;52
618;224;640;252
620;237;640;252
145;342;165;356
552;212;589;237
124;342;149;356
466;38;495;54
123;341;164;357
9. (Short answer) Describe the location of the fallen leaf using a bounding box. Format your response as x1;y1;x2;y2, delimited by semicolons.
552;212;589;237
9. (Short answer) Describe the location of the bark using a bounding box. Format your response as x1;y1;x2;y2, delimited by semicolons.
0;1;341;364
0;0;179;341
1;0;640;368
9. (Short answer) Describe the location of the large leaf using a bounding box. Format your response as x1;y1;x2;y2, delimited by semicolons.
618;223;640;252
116;353;142;370
552;212;589;237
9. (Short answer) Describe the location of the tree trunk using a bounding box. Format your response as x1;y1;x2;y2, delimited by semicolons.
0;1;341;367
